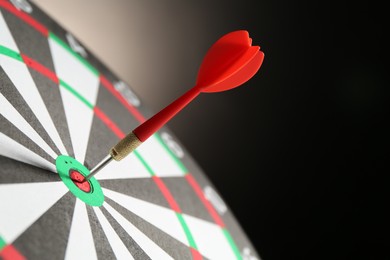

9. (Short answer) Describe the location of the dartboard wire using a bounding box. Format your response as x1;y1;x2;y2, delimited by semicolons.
0;2;242;258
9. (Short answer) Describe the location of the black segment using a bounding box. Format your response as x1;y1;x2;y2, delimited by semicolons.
95;83;140;134
105;197;192;259
1;10;54;69
101;179;170;209
84;115;119;169
0;114;54;164
86;205;116;260
13;192;75;260
29;70;75;157
1;11;74;157
100;206;151;260
163;177;214;222
0;67;61;155
181;151;258;254
0;155;58;184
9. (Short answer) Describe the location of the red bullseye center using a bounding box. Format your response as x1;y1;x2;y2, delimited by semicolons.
70;170;91;193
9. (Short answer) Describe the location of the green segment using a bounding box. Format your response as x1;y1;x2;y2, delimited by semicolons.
0;236;6;250
176;213;198;249
56;155;104;206
155;134;188;174
0;45;23;61
49;32;99;76
59;79;93;109
223;229;242;260
134;151;155;176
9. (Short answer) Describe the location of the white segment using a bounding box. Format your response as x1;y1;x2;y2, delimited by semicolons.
0;182;68;243
183;214;237;260
96;153;150;180
136;135;186;177
103;188;188;245
48;37;99;105
92;207;134;260
49;34;100;163
58;87;94;163
0;55;68;155
0;12;19;51
0;93;57;159
0;132;56;172
0;16;68;155
65;199;97;260
104;202;173;260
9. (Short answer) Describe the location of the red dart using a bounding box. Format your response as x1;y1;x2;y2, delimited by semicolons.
85;30;264;180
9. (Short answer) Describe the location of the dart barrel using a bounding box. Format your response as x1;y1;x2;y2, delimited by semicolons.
110;131;142;160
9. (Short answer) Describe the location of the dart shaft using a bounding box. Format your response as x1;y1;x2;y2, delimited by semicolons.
109;87;200;159
83;155;113;181
133;87;200;141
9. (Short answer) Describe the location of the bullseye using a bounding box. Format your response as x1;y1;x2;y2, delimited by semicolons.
70;170;92;193
56;155;104;206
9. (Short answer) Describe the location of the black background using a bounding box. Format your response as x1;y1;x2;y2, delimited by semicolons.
165;2;388;259
164;2;389;259
34;1;389;259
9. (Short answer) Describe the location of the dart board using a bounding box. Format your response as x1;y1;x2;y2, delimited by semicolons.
0;1;260;259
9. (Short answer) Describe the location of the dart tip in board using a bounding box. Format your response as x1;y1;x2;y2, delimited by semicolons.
82;133;142;181
70;170;92;192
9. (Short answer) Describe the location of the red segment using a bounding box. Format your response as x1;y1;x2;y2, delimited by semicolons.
185;174;225;228
0;245;26;260
99;75;146;123
152;176;181;213
21;54;59;84
70;170;91;193
0;1;48;37
94;107;125;139
190;248;203;260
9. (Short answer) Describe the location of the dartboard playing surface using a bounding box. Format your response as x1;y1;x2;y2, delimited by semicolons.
0;1;260;259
